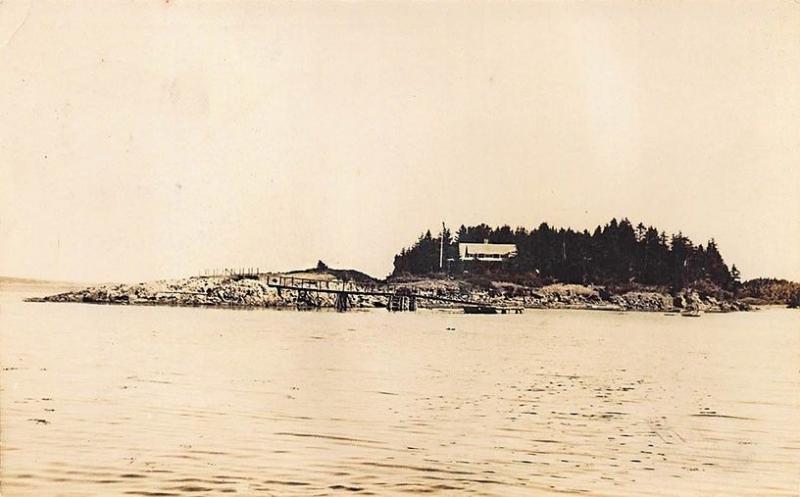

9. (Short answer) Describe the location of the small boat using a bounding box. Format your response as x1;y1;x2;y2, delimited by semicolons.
681;309;701;317
590;304;624;312
463;305;498;314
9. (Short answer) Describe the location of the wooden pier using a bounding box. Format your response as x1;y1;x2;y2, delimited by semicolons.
267;275;523;314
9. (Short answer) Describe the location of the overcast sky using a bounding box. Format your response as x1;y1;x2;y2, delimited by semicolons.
1;1;798;283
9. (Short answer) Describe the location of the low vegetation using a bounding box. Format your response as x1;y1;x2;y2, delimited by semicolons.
738;278;800;307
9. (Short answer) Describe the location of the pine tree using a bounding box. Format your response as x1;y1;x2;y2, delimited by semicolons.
391;219;739;292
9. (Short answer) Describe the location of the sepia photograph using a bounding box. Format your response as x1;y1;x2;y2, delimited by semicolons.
1;1;799;496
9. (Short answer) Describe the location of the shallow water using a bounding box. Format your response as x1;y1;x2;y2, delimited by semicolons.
1;287;798;496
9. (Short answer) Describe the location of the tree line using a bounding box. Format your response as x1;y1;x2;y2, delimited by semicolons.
392;218;741;292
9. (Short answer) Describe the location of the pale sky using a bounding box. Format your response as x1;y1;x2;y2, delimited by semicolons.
1;1;799;283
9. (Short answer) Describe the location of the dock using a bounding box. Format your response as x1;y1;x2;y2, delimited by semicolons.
266;276;524;314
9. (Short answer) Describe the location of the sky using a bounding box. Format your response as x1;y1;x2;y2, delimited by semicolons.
1;1;799;283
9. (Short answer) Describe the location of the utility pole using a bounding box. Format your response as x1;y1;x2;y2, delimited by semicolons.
439;221;445;271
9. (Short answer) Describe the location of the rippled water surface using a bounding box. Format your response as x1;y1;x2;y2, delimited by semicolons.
1;287;799;496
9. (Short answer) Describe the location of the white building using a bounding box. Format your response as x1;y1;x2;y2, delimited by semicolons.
459;241;517;262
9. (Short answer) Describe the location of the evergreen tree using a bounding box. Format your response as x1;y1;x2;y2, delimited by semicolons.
391;218;741;292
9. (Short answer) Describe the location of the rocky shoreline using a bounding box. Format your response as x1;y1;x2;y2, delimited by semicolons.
25;274;751;313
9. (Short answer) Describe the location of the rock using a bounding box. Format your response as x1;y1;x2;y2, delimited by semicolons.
24;276;750;313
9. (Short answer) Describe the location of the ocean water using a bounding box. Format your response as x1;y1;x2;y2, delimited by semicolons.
1;286;798;496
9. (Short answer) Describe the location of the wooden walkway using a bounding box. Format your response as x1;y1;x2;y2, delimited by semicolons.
266;276;524;313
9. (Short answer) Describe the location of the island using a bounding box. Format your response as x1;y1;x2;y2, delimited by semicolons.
24;218;799;313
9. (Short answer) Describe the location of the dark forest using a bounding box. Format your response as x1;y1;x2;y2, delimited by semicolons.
392;218;740;293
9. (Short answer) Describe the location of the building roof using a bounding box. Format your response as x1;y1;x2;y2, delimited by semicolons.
459;242;517;258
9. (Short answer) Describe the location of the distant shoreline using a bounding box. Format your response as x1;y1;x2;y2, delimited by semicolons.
0;276;91;288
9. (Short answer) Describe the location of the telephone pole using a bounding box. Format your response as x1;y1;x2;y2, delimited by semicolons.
439;221;446;271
